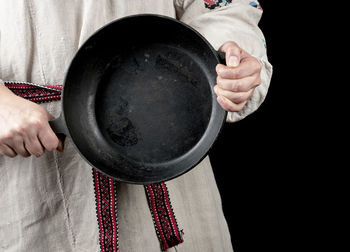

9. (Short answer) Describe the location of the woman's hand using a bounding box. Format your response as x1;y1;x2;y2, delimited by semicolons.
0;85;63;157
214;41;262;112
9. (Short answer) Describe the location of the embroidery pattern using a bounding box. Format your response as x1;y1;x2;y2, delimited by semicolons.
204;0;232;10
93;169;119;252
145;183;184;251
249;1;263;10
3;81;62;102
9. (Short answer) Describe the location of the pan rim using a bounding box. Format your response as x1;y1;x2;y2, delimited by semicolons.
60;14;227;184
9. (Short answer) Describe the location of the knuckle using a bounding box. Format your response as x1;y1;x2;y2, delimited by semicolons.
233;80;242;91
233;68;241;78
0;132;11;142
216;65;225;76
231;41;239;47
246;91;253;100
236;93;245;103
29;146;44;157
251;58;262;71
216;76;222;85
226;41;238;49
256;76;262;86
213;85;220;95
30;110;47;123
218;79;227;90
237;102;247;111
15;125;27;136
0;128;20;142
46;138;59;151
9;122;30;137
28;118;44;130
256;61;262;72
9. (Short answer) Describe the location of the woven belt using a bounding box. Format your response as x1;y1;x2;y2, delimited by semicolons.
4;81;183;251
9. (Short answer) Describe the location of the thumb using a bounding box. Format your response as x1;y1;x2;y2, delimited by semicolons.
219;41;241;68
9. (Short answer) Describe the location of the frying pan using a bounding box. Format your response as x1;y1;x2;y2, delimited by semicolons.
49;14;227;184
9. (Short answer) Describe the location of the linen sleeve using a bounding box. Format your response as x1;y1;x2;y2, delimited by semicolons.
174;0;273;122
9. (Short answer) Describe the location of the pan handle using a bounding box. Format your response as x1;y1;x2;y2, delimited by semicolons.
49;114;68;136
216;51;226;65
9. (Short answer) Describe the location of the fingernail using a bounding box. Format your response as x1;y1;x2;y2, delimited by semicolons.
228;56;239;67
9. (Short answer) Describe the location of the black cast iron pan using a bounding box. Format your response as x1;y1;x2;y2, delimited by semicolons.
50;14;227;184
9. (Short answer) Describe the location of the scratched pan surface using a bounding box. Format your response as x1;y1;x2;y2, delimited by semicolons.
52;14;226;184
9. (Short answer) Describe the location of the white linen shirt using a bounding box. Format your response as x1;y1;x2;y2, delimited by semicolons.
0;1;272;251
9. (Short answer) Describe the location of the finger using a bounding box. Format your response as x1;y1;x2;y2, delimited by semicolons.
216;57;261;79
214;85;254;104
0;144;17;158
11;135;30;157
219;41;242;68
22;125;45;157
24;137;45;157
38;122;59;151
216;75;260;92
226;46;241;68
217;95;247;112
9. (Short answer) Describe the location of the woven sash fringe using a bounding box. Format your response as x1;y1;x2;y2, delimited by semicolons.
5;81;184;251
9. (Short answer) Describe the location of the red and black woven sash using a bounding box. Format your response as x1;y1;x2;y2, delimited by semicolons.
4;81;183;251
93;171;184;252
145;183;184;250
3;81;62;102
93;169;119;252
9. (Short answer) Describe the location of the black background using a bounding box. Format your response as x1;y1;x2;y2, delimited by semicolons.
208;2;331;251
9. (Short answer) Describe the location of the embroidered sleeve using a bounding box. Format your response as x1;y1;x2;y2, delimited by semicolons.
203;0;262;10
204;0;233;10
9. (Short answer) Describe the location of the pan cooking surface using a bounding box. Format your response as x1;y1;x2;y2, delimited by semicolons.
95;43;212;164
